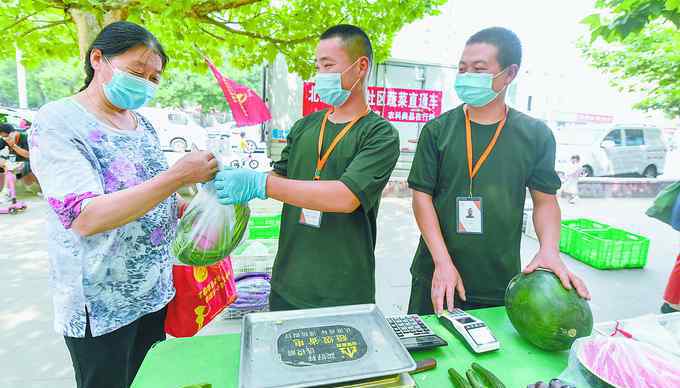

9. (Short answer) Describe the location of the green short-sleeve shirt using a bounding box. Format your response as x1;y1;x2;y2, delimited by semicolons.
408;105;561;304
271;109;400;308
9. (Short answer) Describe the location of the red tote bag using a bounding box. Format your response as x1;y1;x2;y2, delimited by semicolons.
165;257;237;338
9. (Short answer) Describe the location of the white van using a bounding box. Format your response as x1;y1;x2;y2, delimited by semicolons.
136;108;208;152
556;125;667;178
669;131;680;152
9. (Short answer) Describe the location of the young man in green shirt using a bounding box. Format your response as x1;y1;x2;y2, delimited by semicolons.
408;27;590;315
215;25;400;310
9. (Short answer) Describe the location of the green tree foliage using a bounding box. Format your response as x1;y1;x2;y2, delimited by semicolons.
0;0;445;79
0;58;81;108
581;0;680;117
0;55;261;111
153;61;262;111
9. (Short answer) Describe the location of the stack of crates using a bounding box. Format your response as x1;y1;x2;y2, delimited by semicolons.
559;218;650;269
224;214;281;320
230;214;281;276
230;239;278;277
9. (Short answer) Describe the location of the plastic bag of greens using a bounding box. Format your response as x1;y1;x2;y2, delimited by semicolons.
172;181;250;266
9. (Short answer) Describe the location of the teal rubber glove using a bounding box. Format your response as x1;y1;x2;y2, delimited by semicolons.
214;168;268;205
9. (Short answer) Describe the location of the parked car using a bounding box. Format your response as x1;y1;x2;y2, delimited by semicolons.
137;107;208;152
556;124;667;178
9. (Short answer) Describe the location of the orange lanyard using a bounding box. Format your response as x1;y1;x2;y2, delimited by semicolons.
314;107;370;181
464;106;507;195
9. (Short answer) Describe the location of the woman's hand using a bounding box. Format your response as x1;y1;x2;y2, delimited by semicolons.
170;151;218;186
71;152;214;237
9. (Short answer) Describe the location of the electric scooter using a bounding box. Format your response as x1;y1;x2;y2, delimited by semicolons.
0;156;28;215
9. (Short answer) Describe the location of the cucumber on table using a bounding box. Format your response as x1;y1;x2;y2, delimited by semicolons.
471;362;506;388
466;369;487;388
448;367;472;388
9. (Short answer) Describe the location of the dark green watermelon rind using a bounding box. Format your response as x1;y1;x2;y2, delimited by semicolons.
505;270;593;351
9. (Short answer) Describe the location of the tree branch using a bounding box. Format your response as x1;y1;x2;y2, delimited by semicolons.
661;11;680;29
31;19;69;23
21;20;69;36
200;15;315;45
192;0;263;16
199;26;225;41
210;10;266;25
1;10;42;33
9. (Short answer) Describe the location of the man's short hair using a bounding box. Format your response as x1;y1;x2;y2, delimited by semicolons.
0;124;14;135
320;24;373;66
466;27;522;69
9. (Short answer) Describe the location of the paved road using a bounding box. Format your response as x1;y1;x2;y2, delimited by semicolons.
0;196;677;387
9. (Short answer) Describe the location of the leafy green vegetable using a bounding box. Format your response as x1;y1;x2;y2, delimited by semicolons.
172;188;250;266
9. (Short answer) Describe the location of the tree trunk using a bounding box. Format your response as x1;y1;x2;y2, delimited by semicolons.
68;8;129;61
103;9;129;27
68;8;128;61
68;9;101;62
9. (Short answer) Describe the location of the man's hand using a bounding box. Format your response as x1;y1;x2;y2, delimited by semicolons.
214;168;268;205
523;249;590;299
431;259;466;315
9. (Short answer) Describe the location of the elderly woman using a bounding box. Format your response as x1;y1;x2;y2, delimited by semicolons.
30;21;216;388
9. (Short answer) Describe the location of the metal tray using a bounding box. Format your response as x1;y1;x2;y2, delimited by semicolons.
238;304;416;388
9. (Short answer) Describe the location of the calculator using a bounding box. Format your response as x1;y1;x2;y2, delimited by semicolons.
386;315;448;352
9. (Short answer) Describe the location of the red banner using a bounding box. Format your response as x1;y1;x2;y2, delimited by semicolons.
206;59;271;127
575;113;614;124
303;82;442;123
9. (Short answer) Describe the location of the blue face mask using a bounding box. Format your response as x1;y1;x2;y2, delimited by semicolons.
454;69;507;107
314;58;362;107
103;58;158;110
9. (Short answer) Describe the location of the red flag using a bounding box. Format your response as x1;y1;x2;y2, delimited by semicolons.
205;59;271;127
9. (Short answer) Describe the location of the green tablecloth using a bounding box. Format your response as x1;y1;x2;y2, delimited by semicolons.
132;307;568;388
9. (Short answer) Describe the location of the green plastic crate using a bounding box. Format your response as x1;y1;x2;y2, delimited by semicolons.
250;214;281;227
248;214;281;240
568;227;650;269
559;219;611;255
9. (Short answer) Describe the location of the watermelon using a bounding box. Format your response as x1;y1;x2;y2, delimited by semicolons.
504;269;593;351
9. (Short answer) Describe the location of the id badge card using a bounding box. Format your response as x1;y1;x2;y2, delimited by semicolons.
299;208;323;228
456;197;483;234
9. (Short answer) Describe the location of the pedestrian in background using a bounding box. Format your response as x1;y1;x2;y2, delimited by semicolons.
661;189;680;314
563;154;582;205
